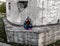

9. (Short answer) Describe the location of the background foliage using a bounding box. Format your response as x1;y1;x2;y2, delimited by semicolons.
0;2;6;13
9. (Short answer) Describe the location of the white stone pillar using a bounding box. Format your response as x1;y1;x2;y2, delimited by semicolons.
38;33;45;46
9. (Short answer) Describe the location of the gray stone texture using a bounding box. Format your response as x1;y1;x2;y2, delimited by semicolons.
5;0;60;46
6;0;60;25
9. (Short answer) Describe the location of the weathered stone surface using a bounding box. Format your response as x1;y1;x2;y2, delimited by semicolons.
5;0;60;46
0;42;11;46
3;18;60;46
6;0;60;25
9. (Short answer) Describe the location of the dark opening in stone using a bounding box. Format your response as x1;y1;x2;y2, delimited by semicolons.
18;1;28;8
8;2;11;10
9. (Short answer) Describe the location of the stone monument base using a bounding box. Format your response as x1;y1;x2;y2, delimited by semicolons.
3;18;60;46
